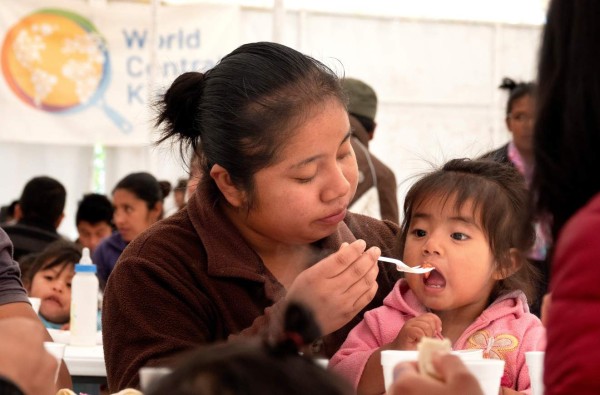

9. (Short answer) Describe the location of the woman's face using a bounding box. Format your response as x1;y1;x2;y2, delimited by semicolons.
112;189;161;242
506;94;535;157
29;263;74;324
230;98;358;247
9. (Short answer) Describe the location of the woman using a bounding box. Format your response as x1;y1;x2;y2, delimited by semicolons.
102;42;402;391
482;78;549;317
93;172;168;289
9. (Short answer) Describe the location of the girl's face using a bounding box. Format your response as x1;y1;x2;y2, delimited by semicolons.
229;98;358;247
506;95;535;157
29;263;74;324
403;195;501;319
112;189;162;242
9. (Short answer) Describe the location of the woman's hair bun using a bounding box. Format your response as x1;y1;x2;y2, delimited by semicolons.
499;77;517;91
156;71;205;140
158;180;172;199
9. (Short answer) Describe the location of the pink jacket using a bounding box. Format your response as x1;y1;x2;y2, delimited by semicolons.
329;279;546;392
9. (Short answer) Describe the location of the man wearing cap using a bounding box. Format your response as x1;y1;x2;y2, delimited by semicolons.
342;78;399;223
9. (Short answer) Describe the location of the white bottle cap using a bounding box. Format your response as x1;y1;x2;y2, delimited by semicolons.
75;247;96;273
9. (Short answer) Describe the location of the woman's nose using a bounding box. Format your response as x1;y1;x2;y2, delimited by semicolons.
322;165;351;202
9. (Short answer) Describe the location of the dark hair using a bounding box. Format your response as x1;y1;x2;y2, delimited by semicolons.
19;176;66;228
533;0;600;240
499;77;535;116
155;42;344;208
76;193;113;227
146;303;351;395
350;113;376;134
22;240;81;289
113;172;165;211
400;159;538;304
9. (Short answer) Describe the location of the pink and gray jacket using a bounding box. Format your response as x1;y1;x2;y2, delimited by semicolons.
329;279;546;393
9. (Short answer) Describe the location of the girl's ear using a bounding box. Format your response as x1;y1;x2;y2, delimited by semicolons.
210;164;245;208
493;248;520;280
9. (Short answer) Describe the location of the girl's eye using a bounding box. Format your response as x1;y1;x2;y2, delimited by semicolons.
67;283;72;288
412;229;426;237
43;275;54;281
451;232;469;241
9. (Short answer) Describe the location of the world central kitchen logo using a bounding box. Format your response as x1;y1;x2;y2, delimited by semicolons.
1;8;132;133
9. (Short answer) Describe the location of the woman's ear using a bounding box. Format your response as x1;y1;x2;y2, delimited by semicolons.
210;164;245;208
494;248;520;280
150;201;163;221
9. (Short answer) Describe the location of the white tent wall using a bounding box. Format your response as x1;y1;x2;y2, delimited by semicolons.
1;3;542;239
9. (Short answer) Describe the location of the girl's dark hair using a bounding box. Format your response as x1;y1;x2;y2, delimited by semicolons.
113;172;165;210
400;158;538;304
146;302;352;395
22;240;81;288
533;0;600;240
499;77;535;115
155;42;345;208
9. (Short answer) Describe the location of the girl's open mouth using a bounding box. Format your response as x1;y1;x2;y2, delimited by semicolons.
423;268;446;288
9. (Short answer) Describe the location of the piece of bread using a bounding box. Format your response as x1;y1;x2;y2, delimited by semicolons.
417;336;452;379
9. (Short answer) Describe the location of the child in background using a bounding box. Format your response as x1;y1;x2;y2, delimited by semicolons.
146;303;353;395
23;240;81;330
329;159;545;395
75;193;114;254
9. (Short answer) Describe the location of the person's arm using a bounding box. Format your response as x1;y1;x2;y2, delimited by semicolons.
236;240;382;340
389;354;483;395
0;302;72;391
0;317;58;395
0;229;72;391
356;313;441;395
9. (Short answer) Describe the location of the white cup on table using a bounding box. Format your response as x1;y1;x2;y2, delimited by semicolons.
43;341;65;382
28;297;41;314
526;351;545;395
381;350;419;392
463;358;505;395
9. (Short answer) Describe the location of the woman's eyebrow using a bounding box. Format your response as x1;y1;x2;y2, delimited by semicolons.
290;130;353;170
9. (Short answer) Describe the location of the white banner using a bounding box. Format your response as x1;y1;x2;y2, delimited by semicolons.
0;0;241;146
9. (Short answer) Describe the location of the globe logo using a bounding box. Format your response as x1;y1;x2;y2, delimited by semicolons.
1;8;131;133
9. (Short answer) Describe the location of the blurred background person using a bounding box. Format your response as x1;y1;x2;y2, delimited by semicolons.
93;172;167;289
342;78;398;223
146;303;353;395
1;176;66;261
481;78;550;317
0;200;20;226
75;193;114;254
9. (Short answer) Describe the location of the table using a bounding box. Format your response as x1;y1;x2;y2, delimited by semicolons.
63;345;106;395
48;329;107;395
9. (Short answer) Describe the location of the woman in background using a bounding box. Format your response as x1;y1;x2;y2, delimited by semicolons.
482;78;549;316
93;172;169;289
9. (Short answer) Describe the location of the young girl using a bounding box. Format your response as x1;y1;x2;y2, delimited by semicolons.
23;240;81;329
329;158;546;395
